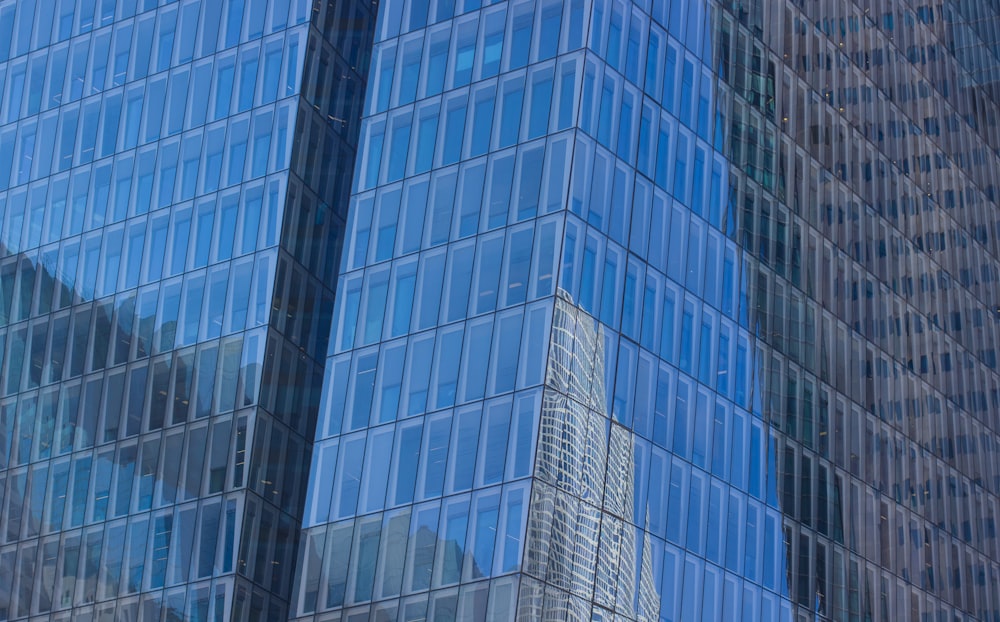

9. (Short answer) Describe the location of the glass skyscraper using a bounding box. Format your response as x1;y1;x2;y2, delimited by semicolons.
293;0;788;618
729;2;1000;620
3;0;1000;621
0;0;374;619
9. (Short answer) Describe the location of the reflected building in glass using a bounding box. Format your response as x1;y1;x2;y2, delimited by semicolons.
0;0;374;620
296;0;1000;620
294;0;794;617
5;0;1000;620
521;291;661;620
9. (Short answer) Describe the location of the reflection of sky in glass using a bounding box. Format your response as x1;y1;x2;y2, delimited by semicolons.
0;0;372;619
22;0;994;615
293;0;805;616
4;0;992;617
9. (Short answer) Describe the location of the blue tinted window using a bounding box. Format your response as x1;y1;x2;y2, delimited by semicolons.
377;345;405;423
387;116;411;182
516;149;543;220
606;10;621;69
261;46;282;103
399;45;420;104
416;252;446;330
414;109;438;173
492;312;522;393
394;424;422;504
425;36;448;97
471;495;499;578
481;13;504;77
597;83;614;148
557;64;576;129
509;5;532;69
487;154;514;229
528;72;553;139
436;499;467;583
453;25;476;87
470;87;495;156
445;244;474;322
375;189;401;261
452;408;480;491
434;329;463;408
665;461;684;543
505;228;532;305
442;101;467;165
337;437;364;517
458;164;486;237
579;240;597;313
498;81;523;148
214;60;235;120
539;2;562;59
238;56;258;111
428;171;456;245
474;236;502;312
363;273;389;343
673;134;688;201
625;22;640;83
339;282;361;351
400;180;428;253
422;416;451;498
462;320;492;401
663;44;677;113
365;124;384;188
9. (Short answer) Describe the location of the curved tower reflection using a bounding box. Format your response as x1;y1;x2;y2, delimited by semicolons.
293;0;798;617
520;290;659;619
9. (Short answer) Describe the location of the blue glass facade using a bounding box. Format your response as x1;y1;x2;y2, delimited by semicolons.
293;0;1000;619
293;0;797;618
5;0;1000;620
0;0;373;619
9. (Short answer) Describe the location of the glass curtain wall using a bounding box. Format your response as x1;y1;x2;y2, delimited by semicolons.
293;0;795;619
718;0;1000;620
0;0;374;620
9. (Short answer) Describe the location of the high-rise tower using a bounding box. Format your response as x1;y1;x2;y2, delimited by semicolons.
5;0;1000;620
291;0;792;618
720;1;1000;618
293;0;1000;620
0;0;373;619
